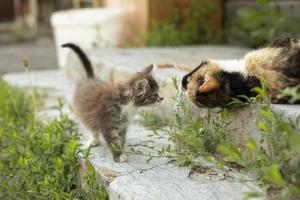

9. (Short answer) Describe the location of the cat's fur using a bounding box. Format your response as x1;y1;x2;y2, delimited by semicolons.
62;43;163;162
181;38;300;107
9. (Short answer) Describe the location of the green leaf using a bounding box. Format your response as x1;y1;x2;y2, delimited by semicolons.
54;157;63;170
146;156;153;164
172;77;178;90
217;144;241;164
194;118;203;131
246;138;257;152
258;108;273;121
257;0;270;5
291;134;300;152
262;165;287;188
176;155;191;166
243;191;264;200
258;121;270;132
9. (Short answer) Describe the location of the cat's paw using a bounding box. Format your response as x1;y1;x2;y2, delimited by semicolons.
89;138;101;147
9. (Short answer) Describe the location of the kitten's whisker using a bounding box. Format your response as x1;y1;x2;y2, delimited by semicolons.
172;43;183;68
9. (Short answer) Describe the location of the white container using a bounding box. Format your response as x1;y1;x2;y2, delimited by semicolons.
51;8;128;68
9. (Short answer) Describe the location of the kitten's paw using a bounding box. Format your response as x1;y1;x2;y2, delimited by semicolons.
113;154;127;163
119;154;128;163
89;139;101;147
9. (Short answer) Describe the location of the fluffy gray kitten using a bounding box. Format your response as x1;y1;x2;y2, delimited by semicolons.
62;43;163;162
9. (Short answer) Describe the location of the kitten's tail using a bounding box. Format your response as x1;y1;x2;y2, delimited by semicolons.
61;43;94;79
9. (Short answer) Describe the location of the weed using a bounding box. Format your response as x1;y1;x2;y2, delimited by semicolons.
139;78;300;199
139;78;231;166
0;78;108;200
139;111;168;131
278;85;300;103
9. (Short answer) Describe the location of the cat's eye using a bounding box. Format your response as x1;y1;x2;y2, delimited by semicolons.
198;78;205;86
152;94;159;98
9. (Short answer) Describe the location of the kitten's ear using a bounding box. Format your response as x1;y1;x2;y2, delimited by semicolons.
135;79;148;95
142;64;154;74
199;74;220;93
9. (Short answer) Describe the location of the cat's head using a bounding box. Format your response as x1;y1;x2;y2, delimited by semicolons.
181;61;233;107
129;65;163;106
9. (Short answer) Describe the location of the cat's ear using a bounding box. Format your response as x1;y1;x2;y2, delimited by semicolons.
142;64;154;74
199;74;220;93
135;79;148;96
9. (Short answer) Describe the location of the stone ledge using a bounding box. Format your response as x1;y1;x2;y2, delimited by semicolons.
81;121;263;200
3;70;264;200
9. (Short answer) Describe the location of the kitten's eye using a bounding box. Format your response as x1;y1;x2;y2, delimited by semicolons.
146;94;158;99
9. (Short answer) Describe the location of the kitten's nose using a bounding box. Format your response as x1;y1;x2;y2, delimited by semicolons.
159;97;164;101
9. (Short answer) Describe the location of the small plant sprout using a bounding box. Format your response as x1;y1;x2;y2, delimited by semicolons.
22;58;38;114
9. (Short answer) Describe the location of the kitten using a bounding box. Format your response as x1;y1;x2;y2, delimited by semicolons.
62;43;163;162
181;38;300;107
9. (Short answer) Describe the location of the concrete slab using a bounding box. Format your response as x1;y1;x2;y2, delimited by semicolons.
4;70;264;200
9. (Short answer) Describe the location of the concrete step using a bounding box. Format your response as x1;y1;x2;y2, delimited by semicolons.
4;70;264;200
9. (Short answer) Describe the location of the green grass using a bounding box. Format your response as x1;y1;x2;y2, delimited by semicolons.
0;78;108;200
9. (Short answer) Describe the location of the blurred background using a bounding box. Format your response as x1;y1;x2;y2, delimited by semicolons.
0;0;299;74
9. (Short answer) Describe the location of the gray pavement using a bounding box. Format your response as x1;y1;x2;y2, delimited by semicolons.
4;70;264;200
0;37;58;74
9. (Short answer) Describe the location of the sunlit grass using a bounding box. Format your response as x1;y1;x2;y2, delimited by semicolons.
0;78;107;200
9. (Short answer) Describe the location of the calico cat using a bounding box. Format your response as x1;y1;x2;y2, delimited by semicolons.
181;38;300;107
62;43;163;162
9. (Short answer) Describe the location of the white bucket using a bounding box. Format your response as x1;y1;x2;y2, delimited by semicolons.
51;8;128;68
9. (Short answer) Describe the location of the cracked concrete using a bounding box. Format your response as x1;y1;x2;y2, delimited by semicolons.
4;70;264;200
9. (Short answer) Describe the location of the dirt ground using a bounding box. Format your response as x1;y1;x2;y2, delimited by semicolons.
0;37;58;75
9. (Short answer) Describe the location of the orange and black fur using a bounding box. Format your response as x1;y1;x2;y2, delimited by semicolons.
181;38;300;107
